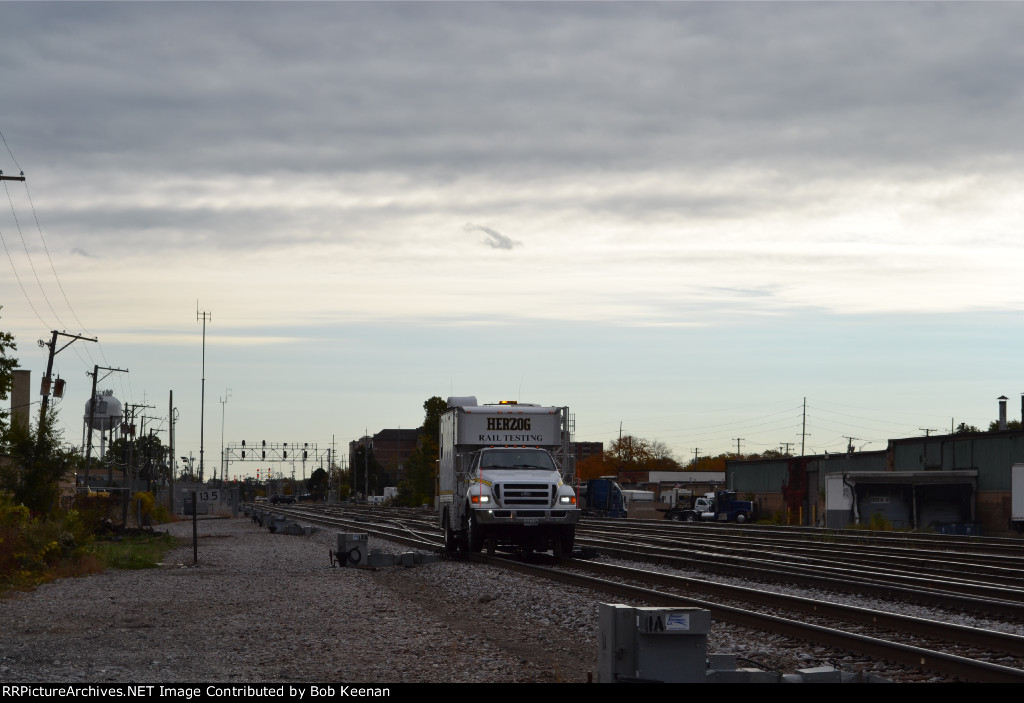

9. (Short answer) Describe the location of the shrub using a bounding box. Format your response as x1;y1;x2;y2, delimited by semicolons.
0;491;96;590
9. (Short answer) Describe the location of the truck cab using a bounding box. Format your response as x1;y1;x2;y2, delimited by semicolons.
459;446;578;555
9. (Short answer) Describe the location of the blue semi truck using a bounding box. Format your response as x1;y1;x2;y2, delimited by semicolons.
580;477;628;518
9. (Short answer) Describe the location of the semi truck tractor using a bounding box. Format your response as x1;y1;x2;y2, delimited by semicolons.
664;490;755;523
438;397;580;556
580;477;628;518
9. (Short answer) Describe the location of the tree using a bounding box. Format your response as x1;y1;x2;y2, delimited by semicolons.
0;319;82;514
576;452;615;481
0;307;17;440
395;396;445;507
0;409;82;514
954;422;982;434
576;435;681;480
350;444;383;497
687;453;732;473
988;420;1022;432
605;435;681;472
106;433;171;488
756;449;792;460
306;467;329;500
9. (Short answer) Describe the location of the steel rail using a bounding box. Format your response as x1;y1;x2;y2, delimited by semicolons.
484;555;1024;683
574;535;1024;617
602;526;1024;585
567;558;1024;659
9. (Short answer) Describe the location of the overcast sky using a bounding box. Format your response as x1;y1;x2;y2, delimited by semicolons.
2;2;1024;481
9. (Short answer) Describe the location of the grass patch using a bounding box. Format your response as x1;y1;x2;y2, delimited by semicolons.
90;532;181;570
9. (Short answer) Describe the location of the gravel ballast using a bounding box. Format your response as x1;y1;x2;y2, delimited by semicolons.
1;516;598;683
1;515;992;683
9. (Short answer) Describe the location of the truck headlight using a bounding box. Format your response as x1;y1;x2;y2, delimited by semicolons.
470;494;490;504
559;495;576;505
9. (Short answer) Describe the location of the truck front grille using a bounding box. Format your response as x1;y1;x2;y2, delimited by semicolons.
497;483;552;507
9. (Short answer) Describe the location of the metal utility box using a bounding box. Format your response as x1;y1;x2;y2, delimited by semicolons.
598;604;710;683
336;533;368;567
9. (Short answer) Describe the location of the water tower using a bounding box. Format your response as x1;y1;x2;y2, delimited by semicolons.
83;389;123;459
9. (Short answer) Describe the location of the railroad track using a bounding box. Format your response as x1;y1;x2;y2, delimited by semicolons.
485;555;1024;682
246;503;1024;681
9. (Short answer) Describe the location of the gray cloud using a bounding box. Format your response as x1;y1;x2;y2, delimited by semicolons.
3;3;1024;255
464;223;521;250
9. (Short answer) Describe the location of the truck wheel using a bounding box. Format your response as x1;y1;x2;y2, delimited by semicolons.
685;512;697;522
669;512;683;522
466;511;483;553
736;513;747;524
443;510;457;554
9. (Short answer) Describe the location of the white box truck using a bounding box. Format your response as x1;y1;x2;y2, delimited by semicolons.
438;397;580;556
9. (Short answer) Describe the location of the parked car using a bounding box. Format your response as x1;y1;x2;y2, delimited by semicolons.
271;494;296;504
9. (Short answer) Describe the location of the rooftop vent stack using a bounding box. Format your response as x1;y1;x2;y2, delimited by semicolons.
999;395;1008;431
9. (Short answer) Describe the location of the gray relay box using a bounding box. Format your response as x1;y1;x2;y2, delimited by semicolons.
336;533;368;567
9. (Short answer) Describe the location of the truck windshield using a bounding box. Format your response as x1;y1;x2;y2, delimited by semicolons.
478;449;555;470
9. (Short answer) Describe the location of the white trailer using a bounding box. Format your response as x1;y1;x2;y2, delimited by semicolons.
438;397;580;556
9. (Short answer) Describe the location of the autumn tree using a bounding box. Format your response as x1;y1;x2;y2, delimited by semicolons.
605;435;681;472
576;435;681;480
575;452;615;481
688;453;732;472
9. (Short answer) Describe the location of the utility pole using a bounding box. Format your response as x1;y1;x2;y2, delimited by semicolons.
733;438;743;456
38;330;97;440
84;364;128;481
801;397;807;457
197;305;211;484
219;388;231;487
170;391;176;514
